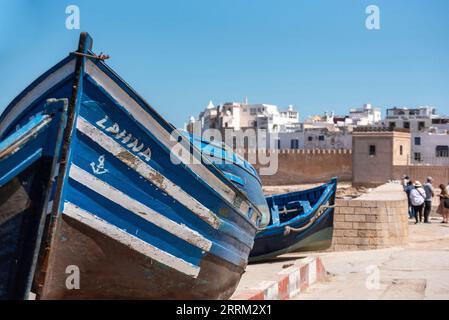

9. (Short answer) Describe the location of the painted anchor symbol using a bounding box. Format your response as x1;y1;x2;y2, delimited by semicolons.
91;155;109;175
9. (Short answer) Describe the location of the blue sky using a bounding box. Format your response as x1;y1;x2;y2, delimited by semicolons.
1;0;448;127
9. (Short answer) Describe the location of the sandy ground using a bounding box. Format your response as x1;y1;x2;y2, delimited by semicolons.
292;216;449;300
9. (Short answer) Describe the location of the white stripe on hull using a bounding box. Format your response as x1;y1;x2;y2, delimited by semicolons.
62;201;200;278
0;59;76;137
76;117;220;229
84;61;252;217
68;164;212;252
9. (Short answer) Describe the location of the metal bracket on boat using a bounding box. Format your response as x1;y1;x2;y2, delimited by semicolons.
283;204;335;236
71;52;110;60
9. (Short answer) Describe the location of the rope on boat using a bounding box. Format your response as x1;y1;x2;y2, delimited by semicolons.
71;52;110;60
283;205;335;236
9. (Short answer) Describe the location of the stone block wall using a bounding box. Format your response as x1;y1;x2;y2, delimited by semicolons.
236;149;352;185
393;165;449;190
331;183;409;251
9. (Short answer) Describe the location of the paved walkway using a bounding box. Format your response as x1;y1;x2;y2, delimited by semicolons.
292;216;449;300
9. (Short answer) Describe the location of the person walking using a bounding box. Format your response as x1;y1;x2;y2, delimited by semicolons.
436;184;449;224
423;177;435;223
410;181;426;224
404;180;415;219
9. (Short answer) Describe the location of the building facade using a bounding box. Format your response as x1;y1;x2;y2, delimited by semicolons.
187;101;448;165
352;128;411;187
348;103;382;126
192;100;300;134
384;106;449;165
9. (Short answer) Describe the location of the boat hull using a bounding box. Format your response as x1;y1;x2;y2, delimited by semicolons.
0;166;49;299
249;213;334;262
249;179;337;262
0;102;67;299
40;214;243;299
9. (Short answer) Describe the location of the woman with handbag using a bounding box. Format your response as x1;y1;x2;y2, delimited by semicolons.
436;184;449;224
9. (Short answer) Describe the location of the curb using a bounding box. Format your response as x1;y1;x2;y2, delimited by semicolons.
231;257;327;300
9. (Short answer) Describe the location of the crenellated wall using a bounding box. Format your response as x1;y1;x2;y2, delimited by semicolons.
235;149;353;185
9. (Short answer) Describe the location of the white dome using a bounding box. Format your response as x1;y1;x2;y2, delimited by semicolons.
206;100;215;109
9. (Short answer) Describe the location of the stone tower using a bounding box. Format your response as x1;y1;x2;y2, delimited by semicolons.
352;127;411;187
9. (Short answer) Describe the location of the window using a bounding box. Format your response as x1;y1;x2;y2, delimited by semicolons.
414;137;421;146
418;122;426;131
318;135;325;141
291;139;299;149
414;153;422;162
436;145;449;158
400;145;403;156
307;136;313;142
369;145;376;156
389;122;396;129
403;122;410;129
275;139;281;149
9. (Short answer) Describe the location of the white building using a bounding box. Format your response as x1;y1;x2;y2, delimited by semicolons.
191;100;300;134
348;103;382;126
411;128;449;165
187;101;447;158
302;104;381;129
188;101;375;150
384;106;438;131
273;127;352;150
384;106;449;165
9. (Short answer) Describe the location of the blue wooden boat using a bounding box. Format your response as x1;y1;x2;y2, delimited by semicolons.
187;134;337;263
0;99;68;299
187;134;270;225
0;33;270;299
249;179;337;262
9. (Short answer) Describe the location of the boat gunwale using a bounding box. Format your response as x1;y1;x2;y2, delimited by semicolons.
0;56;75;138
0;113;52;160
185;132;262;186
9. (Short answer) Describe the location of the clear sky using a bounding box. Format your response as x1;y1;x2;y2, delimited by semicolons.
1;0;448;127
